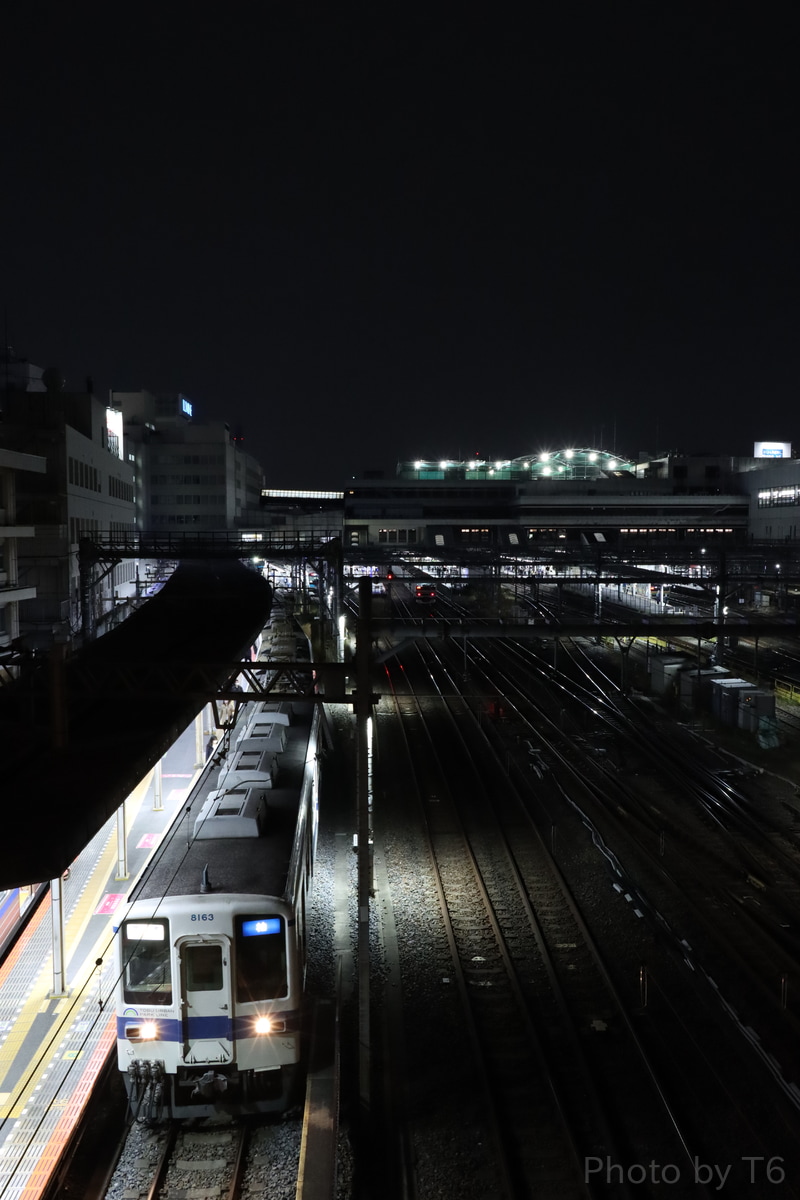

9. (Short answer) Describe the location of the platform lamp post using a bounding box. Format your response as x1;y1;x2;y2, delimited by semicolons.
194;708;205;769
49;873;69;998
116;798;129;881
153;755;164;811
48;636;70;998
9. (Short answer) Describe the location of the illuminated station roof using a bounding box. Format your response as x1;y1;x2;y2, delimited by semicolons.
397;448;636;481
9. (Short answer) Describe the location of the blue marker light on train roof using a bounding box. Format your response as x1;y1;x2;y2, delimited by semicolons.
242;918;281;937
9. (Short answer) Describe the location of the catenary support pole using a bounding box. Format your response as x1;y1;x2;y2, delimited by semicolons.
356;576;373;1127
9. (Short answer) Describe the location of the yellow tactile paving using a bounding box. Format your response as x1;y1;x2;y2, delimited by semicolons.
0;770;154;1118
0;891;114;1114
0;901;51;996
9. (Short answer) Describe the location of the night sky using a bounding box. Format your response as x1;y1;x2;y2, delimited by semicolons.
2;9;799;488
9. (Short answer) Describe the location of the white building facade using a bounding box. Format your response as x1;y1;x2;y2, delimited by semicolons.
0;447;47;659
115;390;264;530
0;385;136;647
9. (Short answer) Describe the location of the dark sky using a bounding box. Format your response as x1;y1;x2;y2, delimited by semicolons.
2;8;799;487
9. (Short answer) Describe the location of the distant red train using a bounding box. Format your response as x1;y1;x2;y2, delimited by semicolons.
415;583;436;604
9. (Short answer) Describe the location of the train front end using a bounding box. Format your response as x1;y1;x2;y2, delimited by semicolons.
116;894;304;1120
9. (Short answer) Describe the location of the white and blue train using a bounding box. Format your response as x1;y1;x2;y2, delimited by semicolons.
115;627;321;1121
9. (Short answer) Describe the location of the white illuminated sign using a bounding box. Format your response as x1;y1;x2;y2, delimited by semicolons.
754;441;791;458
106;407;124;459
181;397;193;418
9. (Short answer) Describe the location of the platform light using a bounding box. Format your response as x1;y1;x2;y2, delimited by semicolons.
565;449;574;459
439;460;448;470
608;460;617;470
414;460;423;470
588;452;598;462
542;466;552;475
540;452;550;462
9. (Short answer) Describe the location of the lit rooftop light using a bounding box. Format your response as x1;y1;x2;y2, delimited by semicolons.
495;461;502;469
439;460;448;470
588;452;598;462
565;449;574;459
540;452;550;462
414;461;423;470
542;466;552;475
522;461;529;469
608;460;617;470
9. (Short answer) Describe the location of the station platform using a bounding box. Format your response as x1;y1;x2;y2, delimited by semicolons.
0;715;216;1199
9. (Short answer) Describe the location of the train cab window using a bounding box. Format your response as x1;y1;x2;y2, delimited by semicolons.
235;915;287;1001
185;944;224;991
122;919;172;1005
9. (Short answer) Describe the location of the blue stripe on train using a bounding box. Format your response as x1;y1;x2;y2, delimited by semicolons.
117;1012;296;1041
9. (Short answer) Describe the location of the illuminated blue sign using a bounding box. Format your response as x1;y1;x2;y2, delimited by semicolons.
241;918;281;937
181;397;193;418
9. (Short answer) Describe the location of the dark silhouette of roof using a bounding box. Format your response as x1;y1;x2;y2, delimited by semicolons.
0;560;271;887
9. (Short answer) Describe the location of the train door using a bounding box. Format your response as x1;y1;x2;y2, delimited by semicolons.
179;937;234;1065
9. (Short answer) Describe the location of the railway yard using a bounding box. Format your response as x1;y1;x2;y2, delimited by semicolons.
7;575;800;1198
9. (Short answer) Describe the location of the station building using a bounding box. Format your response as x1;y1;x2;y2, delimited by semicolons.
746;464;800;541
341;449;755;553
332;443;800;558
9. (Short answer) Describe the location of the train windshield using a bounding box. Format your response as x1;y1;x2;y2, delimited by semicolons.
235;914;287;1001
121;918;172;1005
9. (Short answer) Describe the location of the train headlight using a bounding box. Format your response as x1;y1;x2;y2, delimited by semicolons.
125;1021;158;1042
254;1016;273;1035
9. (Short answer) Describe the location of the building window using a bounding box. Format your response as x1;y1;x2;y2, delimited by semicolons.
758;487;800;508
459;527;490;545
377;528;416;544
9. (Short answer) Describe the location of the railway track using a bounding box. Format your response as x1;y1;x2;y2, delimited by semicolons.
381;662;707;1198
418;629;800;1180
143;1120;250;1200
